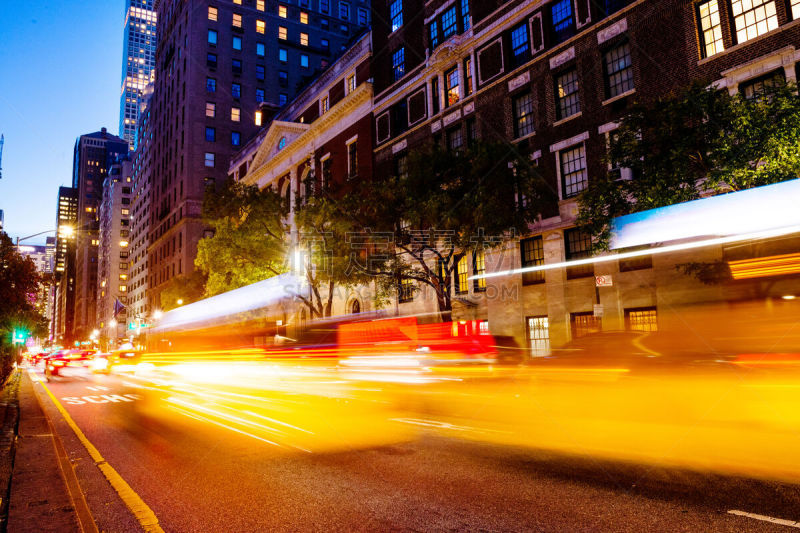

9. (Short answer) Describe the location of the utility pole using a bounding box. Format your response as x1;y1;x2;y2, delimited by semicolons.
0;134;4;179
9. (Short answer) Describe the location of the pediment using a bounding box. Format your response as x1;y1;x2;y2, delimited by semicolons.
249;120;311;172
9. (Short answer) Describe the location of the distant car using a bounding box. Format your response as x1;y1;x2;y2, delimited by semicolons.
44;349;96;380
102;348;143;374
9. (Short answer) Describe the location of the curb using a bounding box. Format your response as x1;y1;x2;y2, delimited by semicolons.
0;369;21;533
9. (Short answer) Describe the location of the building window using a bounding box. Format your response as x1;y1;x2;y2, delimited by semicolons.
466;117;478;144
279;93;287;106
792;0;800;19
513;92;534;138
571;312;601;338
358;8;369;25
555;69;580;120
256;19;265;33
444;126;461;152
320;0;329;14
300;32;309;46
626;307;658;332
300;54;309;68
398;278;414;303
348;140;358;177
321;95;329;113
279;48;288;63
740;70;785;101
256;88;265;102
255;110;263;125
257;42;265;56
205;127;216;142
442;6;457;38
208;6;218;21
207;52;218;68
300;11;309;24
697;0;724;58
340;1;350;19
464;57;473;96
347;74;356;93
431;76;440;114
257;0;265;11
731;0;777;43
390;0;403;31
322;157;332;187
232;131;241;146
527;316;550;356
564;228;593;279
392;47;405;81
231;107;241;122
278;26;288;39
455;254;469;294
232;82;241;99
256;64;265;80
445;66;460;106
473;248;486;291
604;42;634;98
233;36;242;50
520;236;544;285
395;153;408;179
204;152;215;167
551;0;575;44
560;144;587;198
462;0;470;30
233;13;242;28
278;4;287;18
430;21;439;49
206;77;217;92
279;70;288;86
208;29;217;45
232;58;242;74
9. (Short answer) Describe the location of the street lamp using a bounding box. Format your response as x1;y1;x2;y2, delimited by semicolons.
176;299;183;306
152;310;163;320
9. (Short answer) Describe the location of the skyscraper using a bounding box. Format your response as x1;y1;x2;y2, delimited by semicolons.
120;0;157;150
72;129;128;340
140;0;366;311
53;186;78;342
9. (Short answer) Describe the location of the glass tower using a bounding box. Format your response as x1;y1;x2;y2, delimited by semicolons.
119;0;157;150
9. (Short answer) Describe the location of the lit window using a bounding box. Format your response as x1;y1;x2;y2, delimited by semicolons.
205;153;215;167
233;0;241;4
445;66;460;106
697;0;724;58
527;316;550;356
257;42;265;56
278;5;287;18
392;47;405;81
231;107;241;122
119;273;128;281
390;0;403;32
555;69;580;120
513;92;534;138
300;54;309;68
232;13;242;28
321;95;329;113
257;0;265;11
604;42;634;99
793;0;800;19
279;25;288;39
520;236;544;285
464;57;473;95
255;110;263;125
347;74;356;93
731;0;777;43
300;11;309;24
121;208;130;215
119;285;127;292
398;277;414;303
626;307;658;332
442;6;457;38
300;32;308;46
256;19;265;33
279;48;288;62
208;6;218;21
208;29;217;45
560;145;587;198
119;240;129;247
455;255;469;294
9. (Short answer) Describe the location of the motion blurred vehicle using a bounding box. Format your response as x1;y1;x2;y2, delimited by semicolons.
91;348;143;374
44;349;96;381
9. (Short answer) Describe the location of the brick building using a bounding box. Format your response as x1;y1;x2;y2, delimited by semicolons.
141;0;368;313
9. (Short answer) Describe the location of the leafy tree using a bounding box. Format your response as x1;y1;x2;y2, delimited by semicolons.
160;270;208;311
336;140;555;319
195;180;290;297
578;81;800;249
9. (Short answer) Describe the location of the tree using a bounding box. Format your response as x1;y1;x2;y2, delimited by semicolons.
578;81;800;249
159;270;208;311
195;180;290;297
335;140;555;319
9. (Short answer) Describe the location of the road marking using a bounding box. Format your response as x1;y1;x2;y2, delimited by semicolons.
728;510;800;528
38;380;164;532
62;394;140;405
86;386;110;392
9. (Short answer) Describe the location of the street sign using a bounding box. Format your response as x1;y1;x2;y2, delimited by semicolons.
593;304;604;317
595;275;613;287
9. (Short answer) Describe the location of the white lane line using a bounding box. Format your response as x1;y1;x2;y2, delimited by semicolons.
728;510;800;528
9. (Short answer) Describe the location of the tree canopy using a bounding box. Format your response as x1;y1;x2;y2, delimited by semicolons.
578;81;800;249
0;232;48;349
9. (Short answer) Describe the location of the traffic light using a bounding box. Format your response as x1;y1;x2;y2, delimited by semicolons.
11;329;29;345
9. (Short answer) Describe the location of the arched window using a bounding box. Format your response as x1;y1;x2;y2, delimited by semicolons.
351;299;361;314
278;136;287;150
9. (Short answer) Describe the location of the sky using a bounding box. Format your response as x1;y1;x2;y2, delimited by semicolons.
0;1;125;246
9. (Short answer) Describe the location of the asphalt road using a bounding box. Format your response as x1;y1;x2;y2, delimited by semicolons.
26;366;800;532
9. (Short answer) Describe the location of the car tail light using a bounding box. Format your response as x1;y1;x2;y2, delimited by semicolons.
52;360;66;367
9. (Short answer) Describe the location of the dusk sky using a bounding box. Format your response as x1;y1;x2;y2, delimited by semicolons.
0;1;124;246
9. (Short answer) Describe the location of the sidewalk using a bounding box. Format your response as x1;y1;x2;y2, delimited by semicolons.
4;370;80;532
